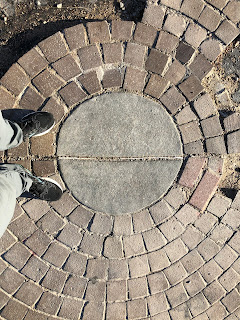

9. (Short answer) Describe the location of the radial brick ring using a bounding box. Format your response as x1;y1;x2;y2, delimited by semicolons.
0;0;240;319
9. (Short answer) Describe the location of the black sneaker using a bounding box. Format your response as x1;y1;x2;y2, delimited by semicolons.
18;111;55;139
29;176;63;201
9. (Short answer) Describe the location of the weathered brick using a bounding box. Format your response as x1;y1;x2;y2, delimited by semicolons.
132;209;153;232
127;298;147;319
0;267;25;294
201;115;223;138
227;130;240;153
198;238;220;261
164;238;188;263
215;20;239;45
224;112;240;133
194;211;218;234
51;192;78;217
107;280;127;302
108;259;129;280
180;0;205;19
0;86;16;109
43;241;70;267
190;171;220;211
52;54;81;81
176;204;200;226
187;292;210;317
128;277;148;299
78;45;102;70
160;86;186;114
21;255;49;282
149;200;174;224
58;297;84;319
145;49;169;75
85;281;106;302
22;198;50;221
206;0;229;10
147;249;170;272
198;5;222;32
90;213;113;235
147;292;169;315
0;64;29;96
160;217;185;241
161;0;182;9
184;139;204;155
176;104;197;125
32;68;64;97
24;229;51;256
164;186;187;209
36;291;62;315
156;30;179;54
190;54;213;80
144;74;169;98
64;24;87;50
57;224;83;248
228;232;240;254
128;255;150;277
87;21;110;43
143;228;167;251
82;301;104;320
1;299;28;320
102;42;122;64
18;48;48;78
63;251;87;276
111;20;134;40
163;13;187;37
178;75;204;101
164;59;186;85
8;214;37;241
200;38;223;61
63;274;87;298
179;121;203;144
32;159;56;177
181;249;205;273
142;4;166;29
123;234;145;257
106;302;126;320
210;223;233;245
37;209;64;235
78;71;101;94
114;215;132;236
19;86;44;110
80;232;105;256
184;23;208;48
133;22;158;46
206;301;228;319
30;130;55;157
176;41;195;64
181;225;204;249
194;93;216;119
0;290;9;310
166;283;188;307
223;0;240;23
68;205;94;229
124;42;146;68
38;32;68;63
163;261;188;285
42;267;67;292
86;258;109;280
102;69;122;88
103;236;123;259
123;67;147;92
203;280;226;304
222;208;240;230
184;272;206;297
222;289;240;313
219;267;240;291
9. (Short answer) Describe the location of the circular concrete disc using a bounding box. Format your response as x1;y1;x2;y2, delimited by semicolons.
57;92;183;158
57;92;183;215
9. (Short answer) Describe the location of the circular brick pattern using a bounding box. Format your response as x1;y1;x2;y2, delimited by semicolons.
0;3;240;319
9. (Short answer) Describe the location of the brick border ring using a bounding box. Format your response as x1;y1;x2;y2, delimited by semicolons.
0;1;240;318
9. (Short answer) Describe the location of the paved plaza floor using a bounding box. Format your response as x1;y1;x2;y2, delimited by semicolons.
0;0;240;319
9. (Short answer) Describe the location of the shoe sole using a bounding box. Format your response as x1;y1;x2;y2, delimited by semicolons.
21;112;55;137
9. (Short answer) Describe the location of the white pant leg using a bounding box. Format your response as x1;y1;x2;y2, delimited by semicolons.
0;110;23;151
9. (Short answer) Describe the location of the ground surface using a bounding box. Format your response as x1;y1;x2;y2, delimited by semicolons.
0;0;240;319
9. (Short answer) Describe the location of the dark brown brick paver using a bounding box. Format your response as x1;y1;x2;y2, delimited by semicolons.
78;71;101;95
38;32;68;63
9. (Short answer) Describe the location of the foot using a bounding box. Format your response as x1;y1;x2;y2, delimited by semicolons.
22;167;63;201
18;111;55;139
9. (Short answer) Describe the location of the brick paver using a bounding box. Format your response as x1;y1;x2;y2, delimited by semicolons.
0;5;239;319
